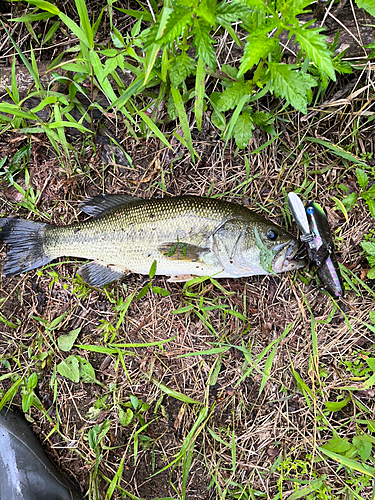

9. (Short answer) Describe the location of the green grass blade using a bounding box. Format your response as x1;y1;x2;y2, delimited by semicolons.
138;110;173;150
224;94;250;146
305;137;367;165
0;20;39;85
74;0;94;48
258;321;294;395
143;7;172;84
58;12;90;48
194;57;205;131
171;85;196;161
317;446;375;476
152;378;201;404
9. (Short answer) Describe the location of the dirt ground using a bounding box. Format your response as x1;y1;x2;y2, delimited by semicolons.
1;1;375;499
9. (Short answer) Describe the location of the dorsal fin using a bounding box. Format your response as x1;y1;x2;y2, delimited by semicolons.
79;194;141;217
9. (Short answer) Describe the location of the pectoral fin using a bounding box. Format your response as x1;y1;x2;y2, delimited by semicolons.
158;242;210;262
78;261;126;287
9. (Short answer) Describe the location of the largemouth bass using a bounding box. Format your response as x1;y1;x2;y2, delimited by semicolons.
0;195;306;287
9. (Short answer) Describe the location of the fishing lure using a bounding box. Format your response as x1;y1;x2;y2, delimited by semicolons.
288;193;344;298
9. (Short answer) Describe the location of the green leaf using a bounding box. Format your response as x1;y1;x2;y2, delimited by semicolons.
241;0;268;10
217;81;253;112
194;56;205;131
267;63;317;114
58;327;81;352
305;137;368;165
171;85;196;161
25;0;60;14
170;53;194;88
321;437;353;454
157;5;193;44
119;407;134;426
58;12;90;49
361;241;375;256
342;192;358;212
149;259;157;279
368;268;375;279
152;286;171;297
74;0;94;48
287;479;324;500
233;111;255;149
27;372;38;390
353;436;372;462
195;0;216;25
57;355;80;383
138;110;173;150
238;33;276;77
356;0;375;16
136;282;152;300
22;393;34;412
152;377;201;404
76;356;97;384
215;0;249;24
292;26;335;81
356;168;369;190
11;11;55;22
370;310;375;324
318;445;375;476
130;395;140;410
193;19;216;69
325;394;351;412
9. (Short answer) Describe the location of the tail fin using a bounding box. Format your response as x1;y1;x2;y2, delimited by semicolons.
0;218;52;276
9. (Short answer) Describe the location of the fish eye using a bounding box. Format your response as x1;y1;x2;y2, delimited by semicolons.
267;228;278;240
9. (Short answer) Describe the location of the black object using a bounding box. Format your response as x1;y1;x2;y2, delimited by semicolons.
0;406;83;500
305;202;344;299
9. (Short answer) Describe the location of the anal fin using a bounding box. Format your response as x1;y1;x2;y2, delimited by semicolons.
78;261;126;287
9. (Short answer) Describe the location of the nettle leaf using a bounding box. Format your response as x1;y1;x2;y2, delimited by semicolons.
241;0;268;10
342;192;358;212
195;0;216;25
193;19;216;68
157;5;193;45
356;0;375;16
170;52;194;88
279;0;312;20
291;26;335;81
238;33;276;77
215;0;249;25
267;63;317;114
356;168;369;190
233;111;255;149
167;95;178;119
217;81;253;111
252;111;274;126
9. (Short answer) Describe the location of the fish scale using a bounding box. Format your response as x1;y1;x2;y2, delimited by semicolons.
0;195;307;286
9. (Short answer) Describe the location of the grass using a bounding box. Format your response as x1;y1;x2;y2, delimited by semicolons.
1;0;375;499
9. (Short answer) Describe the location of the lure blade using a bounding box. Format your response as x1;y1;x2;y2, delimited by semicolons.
287;192;310;235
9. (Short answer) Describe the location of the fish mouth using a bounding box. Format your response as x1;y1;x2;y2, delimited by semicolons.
272;239;308;273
